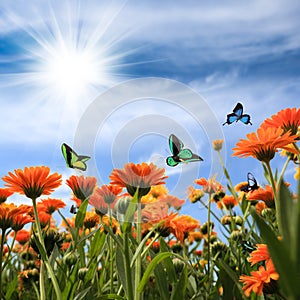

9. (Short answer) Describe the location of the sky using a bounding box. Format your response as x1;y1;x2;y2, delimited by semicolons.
0;0;299;226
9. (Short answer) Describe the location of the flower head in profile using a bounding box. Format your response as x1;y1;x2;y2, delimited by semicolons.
141;185;168;204
240;259;279;297
248;244;270;266
261;107;300;136
0;203;32;231
195;175;223;194
0;188;14;204
66;175;97;202
110;162;167;197
232;127;298;163
15;229;31;245
83;211;100;229
217;195;238;209
187;186;205;203
212;139;224;151
89;185;122;215
247;185;274;208
2;166;62;199
38;198;66;214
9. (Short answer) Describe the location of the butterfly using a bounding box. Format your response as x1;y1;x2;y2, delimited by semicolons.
240;240;256;254
240;172;259;192
70;204;78;214
166;134;203;167
223;102;252;126
61;143;91;171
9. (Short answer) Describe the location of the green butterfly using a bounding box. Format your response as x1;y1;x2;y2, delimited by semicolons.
166;134;203;167
61;143;91;171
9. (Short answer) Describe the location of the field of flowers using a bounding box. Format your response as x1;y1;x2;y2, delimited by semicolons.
0;107;299;300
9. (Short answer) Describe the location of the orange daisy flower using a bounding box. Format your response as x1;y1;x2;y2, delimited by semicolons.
83;211;100;229
232;127;298;163
159;195;185;209
255;201;267;215
141;202;169;223
110;162;167;197
195;176;223;194
89;185;121;215
141;185;168;204
170;215;200;243
12;214;33;232
66;175;97;202
248;244;270;266
212;139;224;151
0;188;14;204
217;195;238;209
240;259;279;297
2;166;62;199
187;186;205;203
0;203;31;231
261;107;300;136
247;185;274;208
38;198;66;214
15;229;31;245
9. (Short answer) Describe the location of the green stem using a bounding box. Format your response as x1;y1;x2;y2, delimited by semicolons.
32;198;62;300
206;193;212;295
124;232;134;300
277;156;291;189
134;198;142;300
108;205;114;294
264;162;282;234
0;228;6;298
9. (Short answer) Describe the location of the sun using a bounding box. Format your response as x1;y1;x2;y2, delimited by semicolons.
42;46;100;99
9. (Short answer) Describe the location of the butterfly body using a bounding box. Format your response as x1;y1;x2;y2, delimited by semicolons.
240;172;259;192
166;134;203;167
70;204;78;214
223;103;252;126
61;143;90;171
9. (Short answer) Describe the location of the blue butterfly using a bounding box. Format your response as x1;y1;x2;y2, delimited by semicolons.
166;134;203;167
240;172;259;192
223;103;252;126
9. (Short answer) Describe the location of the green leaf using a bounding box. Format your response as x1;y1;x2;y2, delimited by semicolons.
5;275;18;299
251;208;300;298
73;287;92;300
153;259;170;300
116;243;129;296
138;252;174;292
89;229;106;258
122;190;138;233
75;198;89;228
171;265;188;300
62;262;79;299
98;295;125;300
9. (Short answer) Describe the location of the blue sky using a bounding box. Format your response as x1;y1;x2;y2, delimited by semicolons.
0;0;299;225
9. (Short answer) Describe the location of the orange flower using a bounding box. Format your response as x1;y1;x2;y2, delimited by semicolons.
160;195;185;209
255;202;267;215
12;214;33;232
187;186;205;203
0;203;31;231
141;202;169;223
38;198;66;214
110;162;167;197
89;185;122;215
217;195;238;209
66;175;97;202
247;185;274;208
195;176;223;194
232;127;298;163
15;229;31;245
0;188;14;204
261;107;300;136
212;139;224;151
2;166;62;199
83;211;100;229
240;259;279;297
141;185;168;204
248;244;270;266
170;215;200;243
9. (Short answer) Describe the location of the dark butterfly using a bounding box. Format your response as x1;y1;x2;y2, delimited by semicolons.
70;204;78;214
240;172;259;192
240;240;256;254
223;102;252;126
61;143;91;171
166;134;203;167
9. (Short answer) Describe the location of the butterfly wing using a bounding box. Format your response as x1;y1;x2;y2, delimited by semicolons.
166;156;179;167
240;114;252;125
232;102;243;118
178;149;204;162
61;143;90;171
169;134;184;156
223;113;240;125
247;172;259;191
